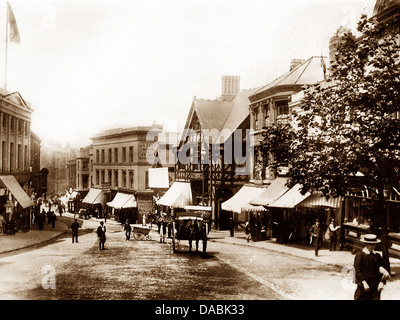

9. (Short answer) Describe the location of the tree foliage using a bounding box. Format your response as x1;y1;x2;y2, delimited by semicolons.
290;15;400;199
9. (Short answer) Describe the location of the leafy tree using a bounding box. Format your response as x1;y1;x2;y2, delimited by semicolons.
289;14;400;272
258;123;296;177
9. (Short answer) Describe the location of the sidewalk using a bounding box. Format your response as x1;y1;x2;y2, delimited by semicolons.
0;211;121;255
208;229;400;300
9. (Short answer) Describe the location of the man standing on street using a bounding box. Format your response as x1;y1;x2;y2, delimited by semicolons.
309;219;323;256
124;219;131;241
70;219;79;243
354;234;390;300
97;221;106;250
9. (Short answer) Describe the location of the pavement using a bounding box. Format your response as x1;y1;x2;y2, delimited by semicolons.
1;211;400;299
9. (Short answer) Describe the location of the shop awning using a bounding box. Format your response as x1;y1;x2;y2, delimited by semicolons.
122;195;137;208
0;175;34;208
241;204;268;212
107;192;135;209
221;185;266;214
250;177;290;206
268;184;311;208
184;205;212;211
82;188;104;205
157;182;193;208
297;193;343;208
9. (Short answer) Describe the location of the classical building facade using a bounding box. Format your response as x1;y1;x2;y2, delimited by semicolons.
89;124;162;221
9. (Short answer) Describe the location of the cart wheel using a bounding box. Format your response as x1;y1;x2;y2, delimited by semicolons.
134;232;145;241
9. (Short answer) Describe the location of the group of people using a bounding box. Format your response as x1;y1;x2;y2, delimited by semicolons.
308;218;341;256
33;208;57;230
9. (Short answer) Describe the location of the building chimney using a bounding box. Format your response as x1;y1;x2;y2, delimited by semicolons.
290;59;305;71
221;75;240;101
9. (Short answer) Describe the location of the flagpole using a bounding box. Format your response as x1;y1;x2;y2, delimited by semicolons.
4;1;8;91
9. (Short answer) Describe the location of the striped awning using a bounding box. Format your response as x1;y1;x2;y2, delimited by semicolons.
268;184;311;208
250;177;290;206
221;185;266;214
297;193;343;208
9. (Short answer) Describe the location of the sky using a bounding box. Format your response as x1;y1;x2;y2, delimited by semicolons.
0;0;376;148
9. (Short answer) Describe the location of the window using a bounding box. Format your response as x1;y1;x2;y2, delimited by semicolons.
108;170;112;184
275;100;289;116
101;149;105;163
2;141;6;172
129;170;134;189
108;148;112;163
101;170;105;184
114;148;118;163
263;103;270;126
10;117;14;133
114;170;119;187
129;146;134;162
122;147;126;163
122;170;127;188
10;142;14;171
254;109;259;129
96;170;100;185
96;150;99;163
2;114;7;131
18;120;22;135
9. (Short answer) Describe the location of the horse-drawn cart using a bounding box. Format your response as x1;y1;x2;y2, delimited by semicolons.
132;225;152;241
171;206;211;253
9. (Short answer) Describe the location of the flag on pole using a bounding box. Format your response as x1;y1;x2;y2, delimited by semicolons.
7;2;20;43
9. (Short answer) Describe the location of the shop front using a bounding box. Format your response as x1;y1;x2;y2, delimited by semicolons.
0;175;35;234
220;185;267;232
81;188;105;218
342;194;400;257
107;192;137;223
267;184;311;244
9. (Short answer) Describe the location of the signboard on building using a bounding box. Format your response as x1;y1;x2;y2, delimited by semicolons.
148;167;169;189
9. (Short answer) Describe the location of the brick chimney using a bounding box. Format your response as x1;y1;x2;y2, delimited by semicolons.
221;75;240;101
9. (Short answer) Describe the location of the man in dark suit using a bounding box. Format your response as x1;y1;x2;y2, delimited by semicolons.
309;219;323;256
97;221;106;250
354;234;390;300
70;219;79;243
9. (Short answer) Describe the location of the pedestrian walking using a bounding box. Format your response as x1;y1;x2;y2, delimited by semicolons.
328;218;341;251
245;221;251;242
38;209;45;230
124;219;131;241
229;217;235;237
97;221;106;250
309;219;323;256
51;211;56;229
354;234;390;300
70;219;79;243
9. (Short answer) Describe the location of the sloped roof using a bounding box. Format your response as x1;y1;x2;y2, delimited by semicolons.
250;56;329;101
182;87;259;145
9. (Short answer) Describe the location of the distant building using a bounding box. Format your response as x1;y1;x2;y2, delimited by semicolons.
90;124;163;222
40;140;70;197
0;89;43;231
